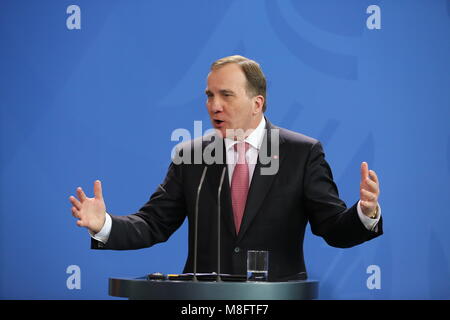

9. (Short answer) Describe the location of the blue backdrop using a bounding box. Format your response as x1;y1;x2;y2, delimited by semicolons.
1;0;449;299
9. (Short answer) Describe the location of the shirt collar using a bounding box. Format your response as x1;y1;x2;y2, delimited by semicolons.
224;117;266;151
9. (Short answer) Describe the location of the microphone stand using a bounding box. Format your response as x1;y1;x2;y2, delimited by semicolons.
217;167;227;282
193;166;208;282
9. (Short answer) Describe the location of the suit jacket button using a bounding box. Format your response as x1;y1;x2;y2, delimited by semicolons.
234;247;240;253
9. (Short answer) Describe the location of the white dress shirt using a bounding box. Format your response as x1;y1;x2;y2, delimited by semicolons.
224;116;267;184
90;117;380;243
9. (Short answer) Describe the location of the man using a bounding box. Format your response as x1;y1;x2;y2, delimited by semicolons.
69;55;382;281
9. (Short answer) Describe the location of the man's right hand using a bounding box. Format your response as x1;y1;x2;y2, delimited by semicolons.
69;180;106;234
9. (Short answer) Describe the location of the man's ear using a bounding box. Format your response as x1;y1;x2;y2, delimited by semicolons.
253;95;265;115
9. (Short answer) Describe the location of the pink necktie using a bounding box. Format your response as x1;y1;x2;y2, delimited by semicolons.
231;142;250;234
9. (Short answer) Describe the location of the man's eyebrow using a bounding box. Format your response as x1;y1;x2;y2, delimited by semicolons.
205;89;235;95
219;89;235;95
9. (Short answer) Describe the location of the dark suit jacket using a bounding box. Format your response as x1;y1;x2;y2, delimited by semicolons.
92;118;382;281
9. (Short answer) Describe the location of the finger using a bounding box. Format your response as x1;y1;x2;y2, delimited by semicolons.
359;200;377;212
72;206;82;219
77;187;87;202
360;199;377;210
364;177;379;193
360;162;369;183
76;220;85;227
94;180;103;200
360;189;377;202
369;170;379;185
69;196;82;210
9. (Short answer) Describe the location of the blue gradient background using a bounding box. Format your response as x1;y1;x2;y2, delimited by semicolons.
1;0;449;299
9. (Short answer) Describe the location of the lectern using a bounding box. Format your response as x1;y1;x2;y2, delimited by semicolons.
109;277;319;300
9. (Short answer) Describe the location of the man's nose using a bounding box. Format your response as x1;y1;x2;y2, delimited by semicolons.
209;98;223;113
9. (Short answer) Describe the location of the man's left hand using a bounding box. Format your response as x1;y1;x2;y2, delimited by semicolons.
360;162;380;218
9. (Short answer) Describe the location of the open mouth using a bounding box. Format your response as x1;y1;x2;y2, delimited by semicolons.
214;119;224;125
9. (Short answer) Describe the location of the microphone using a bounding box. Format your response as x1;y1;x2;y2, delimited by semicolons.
216;166;227;281
193;166;208;282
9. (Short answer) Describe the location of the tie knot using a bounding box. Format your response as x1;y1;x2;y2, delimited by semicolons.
234;142;250;155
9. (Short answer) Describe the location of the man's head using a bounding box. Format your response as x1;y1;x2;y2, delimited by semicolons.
205;55;266;139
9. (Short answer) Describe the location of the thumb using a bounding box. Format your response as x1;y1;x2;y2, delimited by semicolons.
94;180;103;200
360;162;369;183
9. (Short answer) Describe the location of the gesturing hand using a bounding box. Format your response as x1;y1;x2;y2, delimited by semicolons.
360;162;380;218
69;180;106;234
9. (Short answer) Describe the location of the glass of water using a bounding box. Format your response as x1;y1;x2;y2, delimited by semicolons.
247;250;269;281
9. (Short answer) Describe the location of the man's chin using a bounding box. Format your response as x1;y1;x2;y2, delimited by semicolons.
214;129;235;140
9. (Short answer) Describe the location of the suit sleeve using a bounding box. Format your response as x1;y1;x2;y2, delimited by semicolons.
91;162;187;250
303;141;382;248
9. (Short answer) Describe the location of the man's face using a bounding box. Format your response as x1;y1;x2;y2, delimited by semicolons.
205;63;263;139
